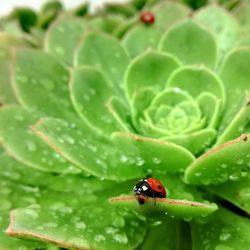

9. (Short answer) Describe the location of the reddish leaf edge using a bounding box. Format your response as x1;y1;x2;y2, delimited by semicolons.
109;195;217;208
6;210;91;250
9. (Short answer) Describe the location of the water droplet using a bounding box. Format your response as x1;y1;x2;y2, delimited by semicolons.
68;237;90;247
43;222;57;228
120;154;128;163
62;134;75;145
55;46;65;56
151;220;162;226
41;79;55;91
195;172;202;177
221;163;228;169
113;233;128;244
152;157;161;164
87;144;97;152
26;140;37;152
135;156;145;166
220;230;231;241
174;87;180;92
237;159;244;165
89;88;96;96
105;226;118;235
94;234;106;242
75;221;86;230
112;215;125;228
24;209;39;219
229;174;240;181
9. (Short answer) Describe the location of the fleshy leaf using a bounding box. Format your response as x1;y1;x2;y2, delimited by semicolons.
185;134;250;185
106;96;133;132
217;100;250;145
0;179;51;249
122;24;161;58
191;207;250;250
163;128;217;155
89;16;124;34
33;117;195;179
194;5;240;56
45;16;86;65
197;92;223;129
159;20;217;68
219;48;250;132
152;1;190;30
13;49;73;117
0;106;77;173
69;66;123;136
75;32;129;96
110;196;217;219
7;182;146;250
167;65;225;103
32;117;143;180
112;132;195;173
209;176;250;213
0;35;27;105
125;50;180;99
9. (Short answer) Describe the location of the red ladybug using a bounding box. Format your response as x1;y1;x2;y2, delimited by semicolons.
133;177;166;204
140;12;155;24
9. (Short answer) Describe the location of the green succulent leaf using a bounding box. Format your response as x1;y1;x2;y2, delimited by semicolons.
152;1;191;30
217;100;250;145
185;134;250;185
110;196;217;219
122;24;162;58
194;5;240;57
159;20;218;68
209;175;250;213
191;207;250;250
69;66;125;136
125;50;180;99
0;179;49;249
0;35;27;105
45;17;86;65
6;181;146;250
219;47;250;133
112;132;195;173
13;49;73;117
0;106;77;173
167;65;225;103
164;128;217;155
89;16;124;34
75;32;130;96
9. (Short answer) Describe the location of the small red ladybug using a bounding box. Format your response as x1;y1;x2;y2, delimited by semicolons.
133;177;166;204
140;11;155;25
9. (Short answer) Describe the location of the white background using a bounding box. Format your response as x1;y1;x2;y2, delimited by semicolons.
0;0;128;16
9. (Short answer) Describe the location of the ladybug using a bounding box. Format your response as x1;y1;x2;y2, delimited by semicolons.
140;11;155;25
133;177;166;204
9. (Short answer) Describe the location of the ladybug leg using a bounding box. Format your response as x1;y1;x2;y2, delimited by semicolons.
153;193;156;206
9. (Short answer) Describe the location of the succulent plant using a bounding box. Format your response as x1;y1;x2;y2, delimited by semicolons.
0;0;250;249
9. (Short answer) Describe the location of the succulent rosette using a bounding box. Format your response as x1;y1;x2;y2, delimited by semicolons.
0;0;250;249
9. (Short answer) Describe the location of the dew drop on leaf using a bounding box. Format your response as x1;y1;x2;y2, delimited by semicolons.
75;221;86;230
62;134;75;145
26;140;37;152
112;215;125;228
113;233;128;244
94;234;106;242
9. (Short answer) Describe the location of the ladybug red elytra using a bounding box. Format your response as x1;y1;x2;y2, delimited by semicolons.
133;177;166;204
140;11;155;24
